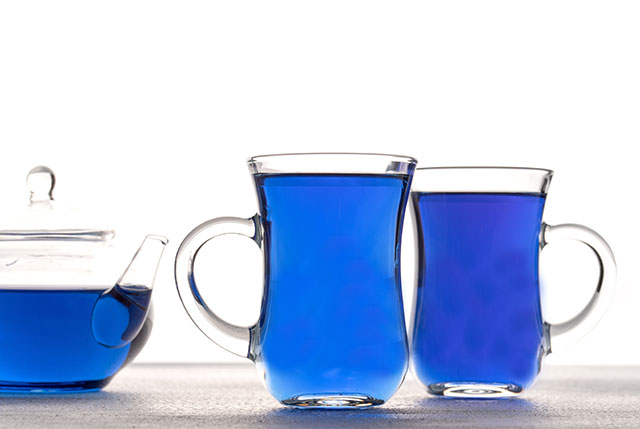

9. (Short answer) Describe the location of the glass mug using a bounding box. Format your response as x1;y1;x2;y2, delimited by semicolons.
410;167;616;398
175;153;417;408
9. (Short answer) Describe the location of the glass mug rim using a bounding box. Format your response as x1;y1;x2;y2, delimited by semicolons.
415;166;553;173
247;152;418;175
412;166;554;194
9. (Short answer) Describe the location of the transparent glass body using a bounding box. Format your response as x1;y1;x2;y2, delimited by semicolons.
0;166;167;392
175;153;417;408
409;167;616;398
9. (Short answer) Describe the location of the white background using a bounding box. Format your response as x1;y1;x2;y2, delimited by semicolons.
0;1;638;366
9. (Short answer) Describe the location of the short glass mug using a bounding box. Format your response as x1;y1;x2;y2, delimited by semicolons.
409;167;616;398
175;153;416;408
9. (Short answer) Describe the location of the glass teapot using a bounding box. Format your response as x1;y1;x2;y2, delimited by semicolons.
0;166;167;392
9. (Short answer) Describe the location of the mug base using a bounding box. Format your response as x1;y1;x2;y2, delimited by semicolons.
0;378;110;393
428;382;523;399
281;394;385;409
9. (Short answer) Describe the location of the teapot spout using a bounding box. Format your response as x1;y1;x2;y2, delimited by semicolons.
92;235;168;348
116;234;169;293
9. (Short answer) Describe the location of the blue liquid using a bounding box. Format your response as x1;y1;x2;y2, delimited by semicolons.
253;174;411;406
411;193;547;392
92;285;153;348
0;286;152;392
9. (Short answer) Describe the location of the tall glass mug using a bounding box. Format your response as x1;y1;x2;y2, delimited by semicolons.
175;153;417;408
410;167;616;398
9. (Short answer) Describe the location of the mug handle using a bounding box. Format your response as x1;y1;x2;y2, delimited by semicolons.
175;214;262;360
540;223;616;353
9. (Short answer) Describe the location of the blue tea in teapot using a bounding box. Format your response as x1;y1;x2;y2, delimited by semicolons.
0;285;152;391
0;167;166;392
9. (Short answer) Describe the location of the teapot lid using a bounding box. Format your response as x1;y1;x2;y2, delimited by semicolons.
0;166;115;242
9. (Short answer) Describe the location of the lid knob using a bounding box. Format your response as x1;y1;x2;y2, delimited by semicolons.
27;166;56;203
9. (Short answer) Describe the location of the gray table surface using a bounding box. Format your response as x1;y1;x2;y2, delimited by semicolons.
1;364;639;428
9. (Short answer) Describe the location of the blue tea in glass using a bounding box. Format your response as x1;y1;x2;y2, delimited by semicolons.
412;192;546;396
409;167;616;398
175;153;417;408
254;173;410;405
